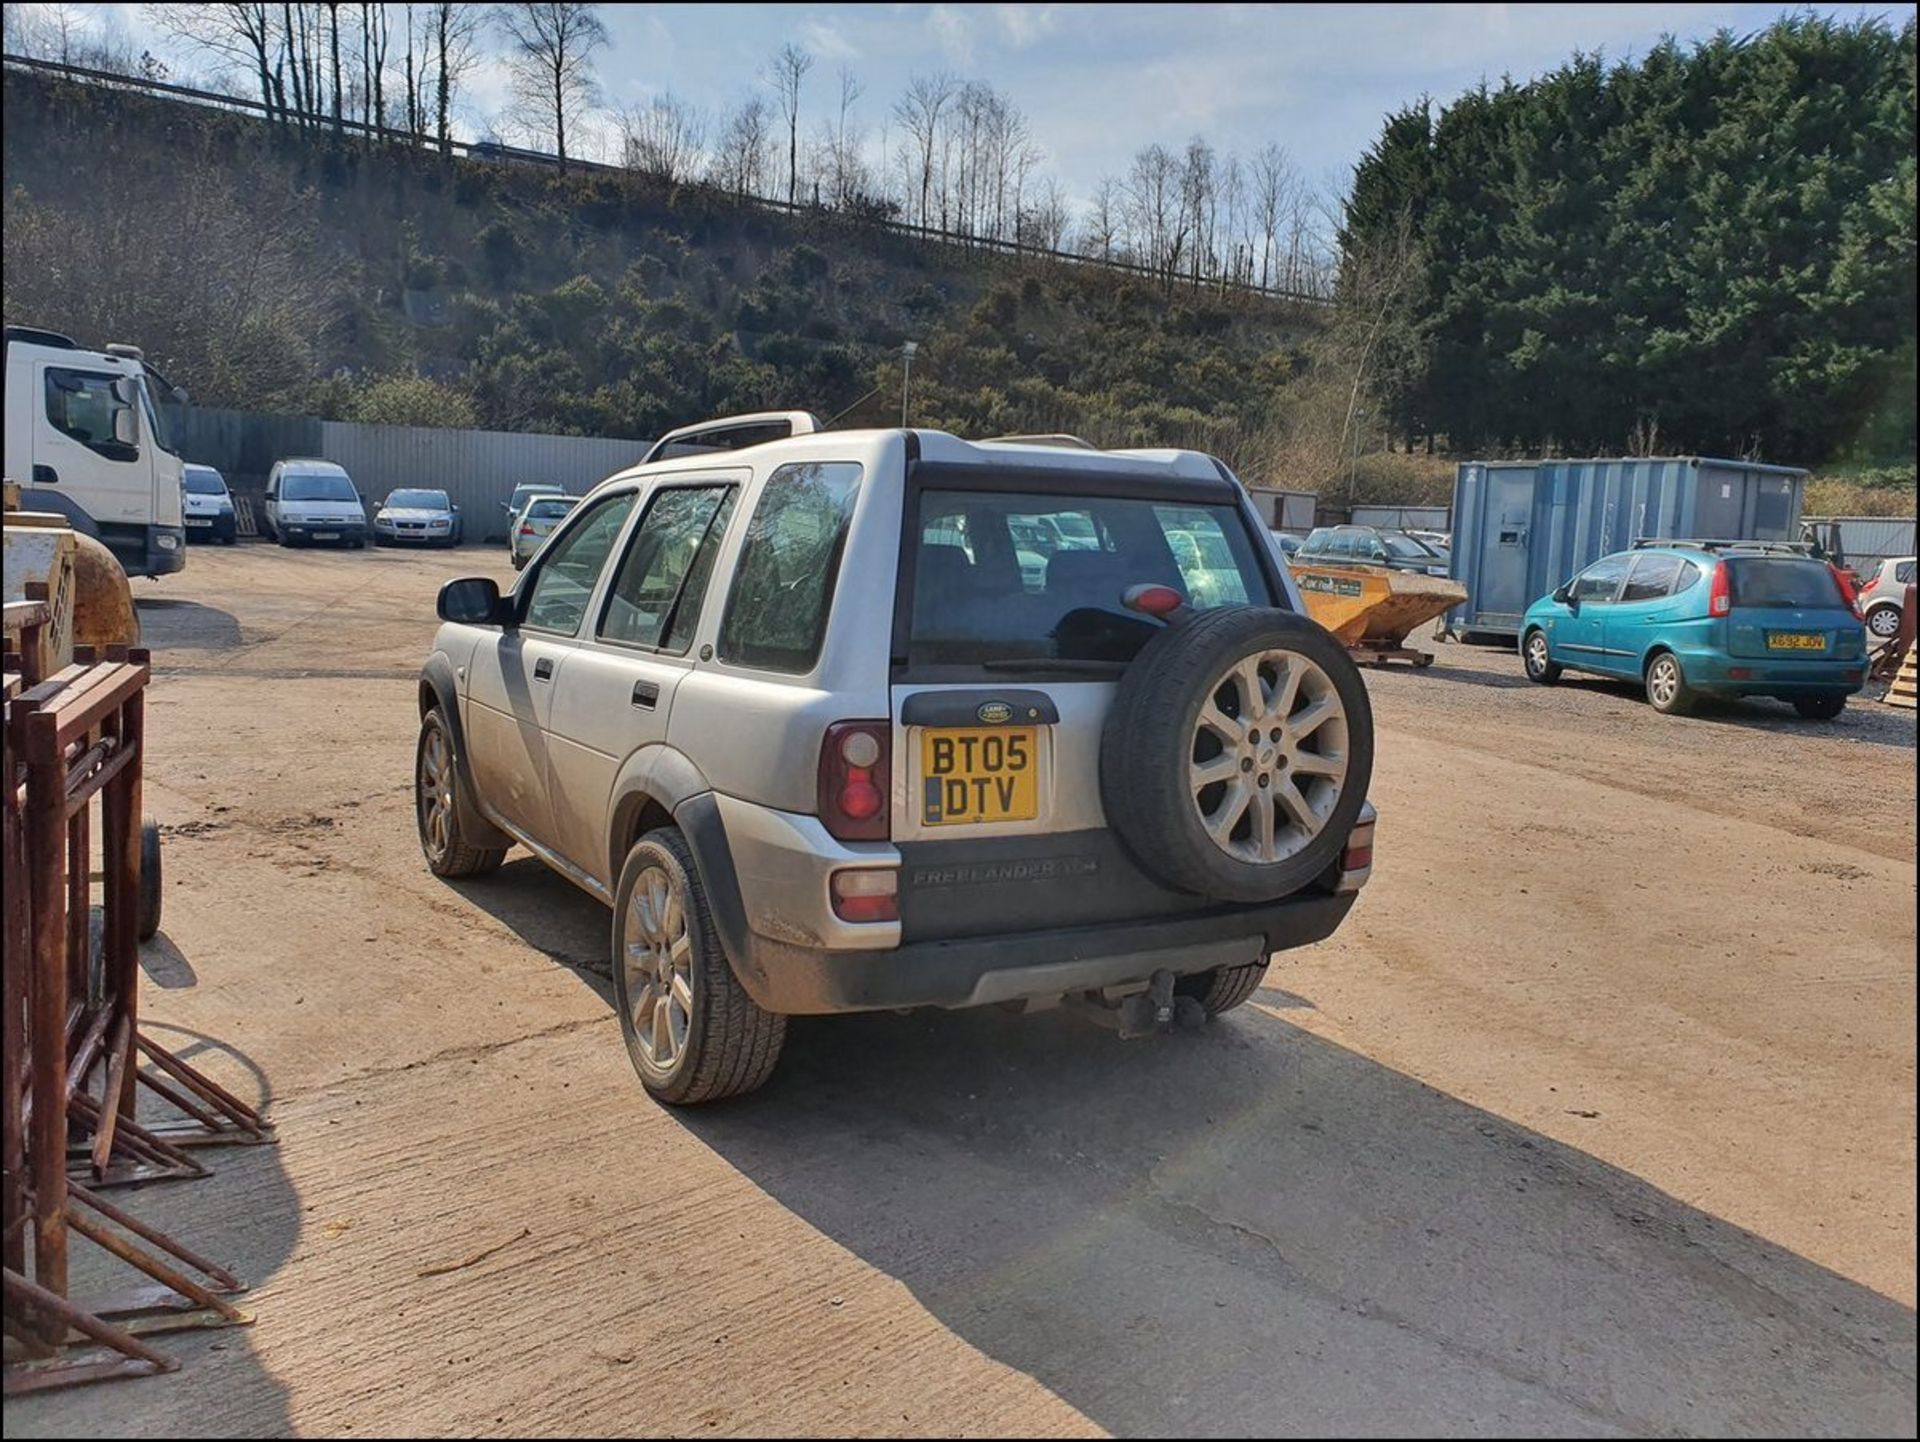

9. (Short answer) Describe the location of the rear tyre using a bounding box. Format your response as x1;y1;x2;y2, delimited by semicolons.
138;819;162;942
1865;605;1901;641
611;829;785;1105
1522;628;1562;684
1793;695;1846;721
1175;960;1269;1016
415;709;508;877
1644;651;1695;716
1101;607;1374;903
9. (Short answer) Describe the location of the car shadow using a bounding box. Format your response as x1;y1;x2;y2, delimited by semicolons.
1552;673;1918;746
1399;660;1535;690
657;1000;1916;1436
445;855;617;1006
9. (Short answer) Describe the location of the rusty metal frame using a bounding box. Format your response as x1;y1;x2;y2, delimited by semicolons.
3;639;260;1393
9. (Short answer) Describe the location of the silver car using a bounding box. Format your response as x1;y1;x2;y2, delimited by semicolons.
509;495;579;570
373;488;462;547
1858;556;1915;642
415;425;1380;1104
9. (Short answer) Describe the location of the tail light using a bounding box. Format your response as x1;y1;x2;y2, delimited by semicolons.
819;721;890;841
1334;813;1375;895
830;869;898;923
1707;561;1732;617
1829;563;1863;619
519;524;535;536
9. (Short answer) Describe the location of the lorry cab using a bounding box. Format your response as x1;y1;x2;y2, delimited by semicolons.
3;326;187;577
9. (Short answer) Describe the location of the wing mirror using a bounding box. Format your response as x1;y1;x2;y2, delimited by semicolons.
438;577;511;626
111;407;139;447
1551;583;1573;606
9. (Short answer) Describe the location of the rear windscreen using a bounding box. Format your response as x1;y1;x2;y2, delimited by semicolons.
1727;558;1845;608
906;489;1272;669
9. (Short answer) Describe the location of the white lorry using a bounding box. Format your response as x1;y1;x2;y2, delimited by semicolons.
3;326;188;578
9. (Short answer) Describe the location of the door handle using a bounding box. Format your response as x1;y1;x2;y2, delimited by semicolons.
533;658;554;682
631;680;659;710
31;464;57;485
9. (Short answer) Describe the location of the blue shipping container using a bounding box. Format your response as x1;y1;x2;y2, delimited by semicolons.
1449;456;1806;638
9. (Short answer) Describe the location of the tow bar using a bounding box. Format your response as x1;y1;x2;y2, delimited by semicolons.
1066;969;1209;1039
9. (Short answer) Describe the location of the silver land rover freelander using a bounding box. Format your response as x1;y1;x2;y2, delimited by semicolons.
415;422;1377;1104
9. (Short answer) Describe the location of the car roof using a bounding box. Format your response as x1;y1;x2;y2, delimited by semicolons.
279;458;348;473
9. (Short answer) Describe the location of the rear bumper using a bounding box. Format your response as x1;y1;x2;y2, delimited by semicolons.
1680;648;1865;699
731;893;1356;1014
676;791;1365;1017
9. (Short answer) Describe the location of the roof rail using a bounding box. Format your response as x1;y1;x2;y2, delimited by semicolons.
979;434;1098;450
640;410;823;465
1632;537;1817;555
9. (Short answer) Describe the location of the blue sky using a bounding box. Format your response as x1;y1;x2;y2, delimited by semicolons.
62;3;1920;203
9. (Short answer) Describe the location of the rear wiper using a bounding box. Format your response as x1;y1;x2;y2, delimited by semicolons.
978;657;1127;675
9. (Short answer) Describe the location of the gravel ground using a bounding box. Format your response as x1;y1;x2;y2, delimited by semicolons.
10;543;1914;1438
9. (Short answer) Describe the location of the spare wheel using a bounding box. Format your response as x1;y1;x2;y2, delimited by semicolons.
1099;607;1374;903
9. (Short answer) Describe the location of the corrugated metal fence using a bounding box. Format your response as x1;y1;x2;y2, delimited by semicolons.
1348;504;1452;533
162;404;647;536
1806;516;1916;576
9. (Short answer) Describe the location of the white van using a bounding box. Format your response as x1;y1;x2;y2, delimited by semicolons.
263;459;369;548
3;325;187;577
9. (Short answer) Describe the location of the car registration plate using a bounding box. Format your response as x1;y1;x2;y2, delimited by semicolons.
920;727;1038;826
313;531;339;541
1767;632;1825;651
185;518;212;528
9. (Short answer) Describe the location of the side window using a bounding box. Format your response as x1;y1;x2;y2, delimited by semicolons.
521;492;638;634
1569;553;1633;603
1897;561;1915;585
44;368;137;461
598;485;737;652
719;461;863;674
1360;534;1389;561
1153;505;1252;608
1621;554;1684;602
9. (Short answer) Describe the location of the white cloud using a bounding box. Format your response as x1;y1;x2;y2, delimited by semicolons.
799;16;863;62
994;4;1062;49
925;5;976;66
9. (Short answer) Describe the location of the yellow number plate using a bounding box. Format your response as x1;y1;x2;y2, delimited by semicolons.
920;727;1038;826
1766;632;1825;651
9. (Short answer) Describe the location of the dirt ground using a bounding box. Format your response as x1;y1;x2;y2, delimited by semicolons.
11;541;1916;1437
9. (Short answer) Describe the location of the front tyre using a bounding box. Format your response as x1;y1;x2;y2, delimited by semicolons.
1522;628;1562;684
415;708;507;877
1865;605;1901;641
611;829;785;1105
1644;652;1696;716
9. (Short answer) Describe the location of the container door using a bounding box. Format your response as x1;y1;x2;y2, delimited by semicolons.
1479;471;1535;627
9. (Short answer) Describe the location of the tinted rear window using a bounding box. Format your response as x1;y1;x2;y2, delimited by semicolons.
527;498;577;520
1727;558;1845;608
719;461;863;673
906;489;1272;670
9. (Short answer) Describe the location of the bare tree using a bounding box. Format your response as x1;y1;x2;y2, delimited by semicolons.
1125;143;1183;281
1081;175;1121;261
428;1;483;153
495;2;608;167
146;3;279;115
620;94;706;184
765;42;813;207
891;71;954;229
326;0;343;130
710;95;772;198
1029;176;1071;251
1251;143;1291;289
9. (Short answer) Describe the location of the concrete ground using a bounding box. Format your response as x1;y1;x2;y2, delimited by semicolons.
9;541;1916;1437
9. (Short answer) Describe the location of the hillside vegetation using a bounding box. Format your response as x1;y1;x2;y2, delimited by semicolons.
1;71;1331;488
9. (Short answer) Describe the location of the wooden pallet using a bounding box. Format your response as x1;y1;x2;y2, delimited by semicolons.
230;496;259;539
1886;643;1917;710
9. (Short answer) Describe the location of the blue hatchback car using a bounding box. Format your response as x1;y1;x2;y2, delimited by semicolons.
1519;543;1867;719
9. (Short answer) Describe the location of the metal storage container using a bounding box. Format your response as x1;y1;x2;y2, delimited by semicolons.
1449;456;1806;638
1247;487;1318;534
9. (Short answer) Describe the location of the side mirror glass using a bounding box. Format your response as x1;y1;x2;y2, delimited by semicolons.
111;377;138;405
437;577;508;626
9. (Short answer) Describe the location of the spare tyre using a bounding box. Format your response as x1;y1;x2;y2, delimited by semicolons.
1100;607;1373;903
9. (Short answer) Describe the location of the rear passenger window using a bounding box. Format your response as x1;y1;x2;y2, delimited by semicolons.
1621;554;1684;602
719;462;863;673
1897;561;1915;585
599;485;736;652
